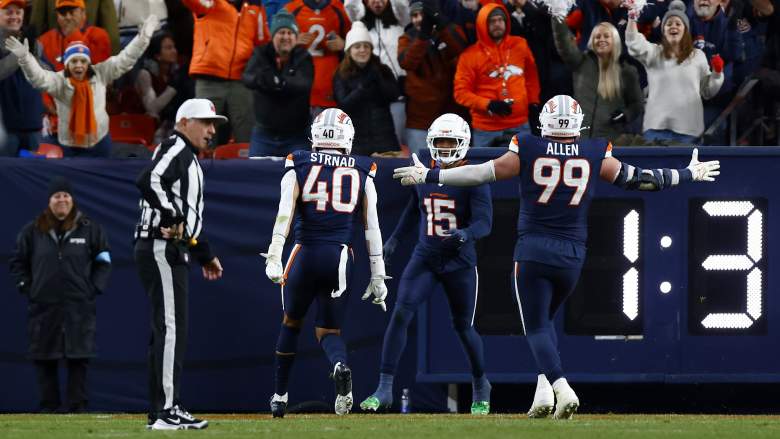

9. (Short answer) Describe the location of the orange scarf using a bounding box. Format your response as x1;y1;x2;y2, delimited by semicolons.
68;77;98;147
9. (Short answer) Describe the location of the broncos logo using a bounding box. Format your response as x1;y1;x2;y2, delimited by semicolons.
488;64;524;81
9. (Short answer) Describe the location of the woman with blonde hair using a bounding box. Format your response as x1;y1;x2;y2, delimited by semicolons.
552;18;643;141
626;0;723;144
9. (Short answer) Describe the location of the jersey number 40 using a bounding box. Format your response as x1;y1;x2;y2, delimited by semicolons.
533;158;591;206
302;165;360;213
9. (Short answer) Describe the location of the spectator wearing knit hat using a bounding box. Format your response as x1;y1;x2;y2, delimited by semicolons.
333;21;400;155
626;0;724;144
30;0;119;54
0;0;45;156
242;10;313;157
5;15;159;156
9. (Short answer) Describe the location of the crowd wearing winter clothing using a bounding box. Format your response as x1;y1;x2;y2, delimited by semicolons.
0;0;778;159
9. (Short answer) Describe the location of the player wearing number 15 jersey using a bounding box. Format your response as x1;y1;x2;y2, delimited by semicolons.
393;95;721;420
360;114;493;415
261;108;389;418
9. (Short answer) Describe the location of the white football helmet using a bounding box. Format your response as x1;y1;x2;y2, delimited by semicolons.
539;95;585;138
426;113;470;165
311;108;355;154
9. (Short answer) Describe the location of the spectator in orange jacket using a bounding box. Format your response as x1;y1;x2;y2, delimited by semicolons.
399;0;469;154
183;0;271;145
453;2;540;147
38;0;111;71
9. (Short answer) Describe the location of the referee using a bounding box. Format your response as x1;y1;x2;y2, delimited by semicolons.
134;99;225;430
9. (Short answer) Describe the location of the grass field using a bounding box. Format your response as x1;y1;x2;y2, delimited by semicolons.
2;413;780;438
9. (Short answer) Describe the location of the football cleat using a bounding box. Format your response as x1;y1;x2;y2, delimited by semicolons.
527;374;554;419
552;378;579;420
470;400;490;415
359;395;392;412
270;393;288;418
332;362;353;415
150;405;208;430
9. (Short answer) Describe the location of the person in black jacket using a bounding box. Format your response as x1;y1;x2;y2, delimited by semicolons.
9;176;111;413
242;10;314;158
134;98;224;430
334;21;400;156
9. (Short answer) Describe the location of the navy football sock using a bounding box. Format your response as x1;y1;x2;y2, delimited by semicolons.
379;306;415;375
526;328;564;383
319;333;347;367
372;373;394;405
274;325;300;396
455;326;486;378
472;374;491;403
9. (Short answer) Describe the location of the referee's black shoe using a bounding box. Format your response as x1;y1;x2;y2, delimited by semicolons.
150;405;208;430
270;394;288;418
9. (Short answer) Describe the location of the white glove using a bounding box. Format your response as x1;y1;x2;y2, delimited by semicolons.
392;153;429;186
140;14;160;39
687;148;720;182
362;275;391;312
4;36;29;59
260;252;284;284
199;0;214;7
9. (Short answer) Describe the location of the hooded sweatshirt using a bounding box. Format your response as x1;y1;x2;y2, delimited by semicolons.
453;3;540;131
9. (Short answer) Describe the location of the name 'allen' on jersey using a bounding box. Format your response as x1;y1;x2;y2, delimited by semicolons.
546;142;579;156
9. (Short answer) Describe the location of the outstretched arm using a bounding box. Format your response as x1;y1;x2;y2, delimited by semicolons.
600;148;720;190
393;152;520;186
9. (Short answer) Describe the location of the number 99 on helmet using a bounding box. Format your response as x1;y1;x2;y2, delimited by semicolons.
426;113;470;165
311;108;355;155
539;95;585;138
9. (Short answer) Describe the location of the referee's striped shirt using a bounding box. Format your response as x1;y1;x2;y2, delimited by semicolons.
135;132;204;241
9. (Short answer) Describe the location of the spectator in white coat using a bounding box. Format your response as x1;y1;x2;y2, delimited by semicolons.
625;0;723;144
5;15;158;157
345;0;409;146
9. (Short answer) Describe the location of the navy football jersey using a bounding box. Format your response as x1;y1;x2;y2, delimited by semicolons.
510;134;612;245
286;150;377;245
412;179;491;263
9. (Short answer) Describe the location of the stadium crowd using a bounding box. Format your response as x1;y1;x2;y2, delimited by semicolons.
0;0;779;158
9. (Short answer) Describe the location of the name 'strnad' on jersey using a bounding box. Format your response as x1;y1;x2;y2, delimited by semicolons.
310;152;356;168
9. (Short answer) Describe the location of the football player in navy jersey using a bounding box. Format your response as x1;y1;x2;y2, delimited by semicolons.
393;95;720;419
360;114;494;415
261;108;390;418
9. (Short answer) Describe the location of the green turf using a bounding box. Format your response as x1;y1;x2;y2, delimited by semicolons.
2;413;780;438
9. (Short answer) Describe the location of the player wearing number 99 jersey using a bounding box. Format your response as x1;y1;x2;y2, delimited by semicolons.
261;108;389;418
392;95;721;420
360;114;494;415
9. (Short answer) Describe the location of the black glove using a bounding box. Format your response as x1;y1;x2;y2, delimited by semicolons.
419;14;435;38
528;102;541;135
487;99;512;116
610;110;625;124
382;237;398;274
262;69;284;90
422;0;447;28
442;229;469;251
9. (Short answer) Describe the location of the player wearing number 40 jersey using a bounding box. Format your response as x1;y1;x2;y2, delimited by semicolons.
360;114;493;415
261;108;389;418
393;95;721;420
